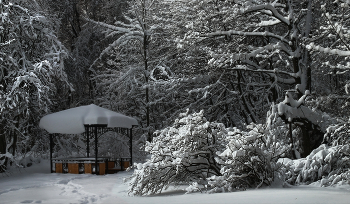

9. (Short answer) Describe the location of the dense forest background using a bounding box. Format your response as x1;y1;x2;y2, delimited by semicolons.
0;0;349;176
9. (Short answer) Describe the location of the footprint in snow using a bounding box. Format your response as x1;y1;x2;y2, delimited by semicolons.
20;200;42;203
20;200;33;203
57;179;71;185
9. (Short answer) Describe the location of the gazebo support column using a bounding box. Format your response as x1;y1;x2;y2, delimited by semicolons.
50;134;53;173
94;126;98;175
129;128;133;166
86;126;90;157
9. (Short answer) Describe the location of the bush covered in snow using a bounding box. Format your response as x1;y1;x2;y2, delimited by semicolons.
128;110;226;195
207;121;290;193
284;144;350;187
283;119;350;187
323;121;350;146
128;110;291;195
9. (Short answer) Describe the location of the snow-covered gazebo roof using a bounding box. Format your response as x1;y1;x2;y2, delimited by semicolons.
39;104;138;134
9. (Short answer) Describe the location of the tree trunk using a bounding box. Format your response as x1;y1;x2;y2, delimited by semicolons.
143;15;151;142
283;0;316;157
299;125;311;158
11;115;20;157
296;121;324;158
0;122;7;172
298;0;314;156
236;70;258;123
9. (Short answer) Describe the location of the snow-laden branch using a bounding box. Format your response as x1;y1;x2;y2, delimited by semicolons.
277;90;327;132
322;61;350;72
274;76;296;84
305;43;350;56
226;65;299;79
255;19;282;27
209;42;296;69
83;17;132;33
282;90;310;108
0;39;15;47
320;3;350;51
278;103;326;131
240;42;295;58
244;4;290;25
206;30;288;44
89;30;143;70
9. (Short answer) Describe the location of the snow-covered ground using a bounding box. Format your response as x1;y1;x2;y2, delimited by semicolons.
1;160;350;204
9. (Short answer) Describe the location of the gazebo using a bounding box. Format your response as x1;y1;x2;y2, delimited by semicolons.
39;104;138;175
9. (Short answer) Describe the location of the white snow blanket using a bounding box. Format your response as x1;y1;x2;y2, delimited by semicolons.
0;161;350;204
39;104;138;134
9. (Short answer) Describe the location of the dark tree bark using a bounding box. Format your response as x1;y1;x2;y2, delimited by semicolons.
236;70;258;124
279;107;324;157
297;122;324;158
0;123;7;172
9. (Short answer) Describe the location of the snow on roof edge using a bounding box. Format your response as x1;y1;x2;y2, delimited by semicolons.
39;104;138;134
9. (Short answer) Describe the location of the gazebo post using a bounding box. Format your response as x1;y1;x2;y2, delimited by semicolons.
50;134;53;173
86;126;90;157
129;128;133;166
94;126;98;175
